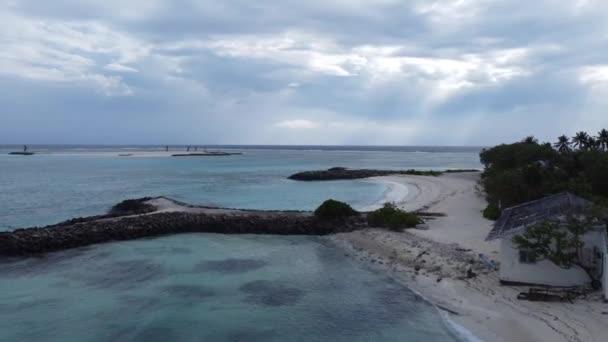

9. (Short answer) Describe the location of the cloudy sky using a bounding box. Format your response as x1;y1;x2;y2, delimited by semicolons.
1;0;608;146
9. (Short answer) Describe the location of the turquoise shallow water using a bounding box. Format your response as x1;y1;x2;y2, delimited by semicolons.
0;234;458;342
0;147;481;230
0;146;481;341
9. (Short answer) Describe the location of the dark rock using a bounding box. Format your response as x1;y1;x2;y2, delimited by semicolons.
196;258;267;274
0;198;368;256
8;152;35;155
239;280;303;307
466;268;477;279
109;198;156;216
162;285;215;301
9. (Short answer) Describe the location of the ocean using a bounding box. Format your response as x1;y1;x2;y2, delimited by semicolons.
0;145;483;342
0;145;482;230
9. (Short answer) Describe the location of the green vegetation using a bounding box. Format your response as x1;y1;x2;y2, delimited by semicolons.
109;198;155;215
512;213;604;288
398;169;443;176
397;169;478;177
314;199;359;220
416;211;447;217
480;130;608;219
482;203;501;220
367;202;423;231
443;169;480;173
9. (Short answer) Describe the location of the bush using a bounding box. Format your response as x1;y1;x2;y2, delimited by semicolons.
367;203;422;231
483;203;501;221
109;198;155;216
314;199;359;220
398;169;443;177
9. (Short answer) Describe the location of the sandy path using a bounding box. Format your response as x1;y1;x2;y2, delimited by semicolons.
334;172;608;342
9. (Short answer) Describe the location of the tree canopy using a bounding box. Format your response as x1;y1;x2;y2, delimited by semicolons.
512;212;605;287
480;130;608;219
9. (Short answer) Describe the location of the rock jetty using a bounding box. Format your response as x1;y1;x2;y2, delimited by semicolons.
0;197;367;256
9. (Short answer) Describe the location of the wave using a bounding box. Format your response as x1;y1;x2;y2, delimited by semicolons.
440;311;485;342
355;179;410;211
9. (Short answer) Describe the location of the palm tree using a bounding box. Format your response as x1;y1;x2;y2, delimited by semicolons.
588;137;599;150
522;136;538;144
572;131;590;150
553;135;571;153
597;129;608;151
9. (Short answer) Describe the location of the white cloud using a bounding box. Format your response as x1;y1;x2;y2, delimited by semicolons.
275;119;320;129
579;65;608;84
163;31;531;109
104;63;138;73
2;0;608;144
0;10;149;96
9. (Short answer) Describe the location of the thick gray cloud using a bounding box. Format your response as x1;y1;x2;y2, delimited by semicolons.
1;0;608;145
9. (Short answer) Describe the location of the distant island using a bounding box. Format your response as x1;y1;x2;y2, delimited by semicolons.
8;152;34;155
172;152;243;157
288;167;478;181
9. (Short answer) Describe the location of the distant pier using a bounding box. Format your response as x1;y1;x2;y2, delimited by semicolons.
171;152;243;157
8;145;34;155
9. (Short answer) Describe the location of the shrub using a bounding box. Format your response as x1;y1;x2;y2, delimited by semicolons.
109;198;155;216
314;199;359;220
483;203;501;221
398;169;443;177
367;203;422;231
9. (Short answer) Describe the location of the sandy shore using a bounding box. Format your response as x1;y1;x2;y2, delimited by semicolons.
334;172;608;342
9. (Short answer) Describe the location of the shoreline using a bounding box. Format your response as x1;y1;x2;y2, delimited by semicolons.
4;172;608;341
356;178;411;212
333;172;608;342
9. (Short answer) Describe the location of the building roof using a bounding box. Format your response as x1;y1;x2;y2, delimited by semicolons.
485;192;593;241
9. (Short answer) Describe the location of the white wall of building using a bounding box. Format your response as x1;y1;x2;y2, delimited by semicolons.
499;230;606;287
601;232;608;300
604;253;608;300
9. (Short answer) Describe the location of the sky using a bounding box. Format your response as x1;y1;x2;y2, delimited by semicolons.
1;0;608;146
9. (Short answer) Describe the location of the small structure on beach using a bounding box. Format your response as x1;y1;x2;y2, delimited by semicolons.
486;193;608;299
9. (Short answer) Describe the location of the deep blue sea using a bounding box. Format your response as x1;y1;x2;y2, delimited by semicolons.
0;145;483;342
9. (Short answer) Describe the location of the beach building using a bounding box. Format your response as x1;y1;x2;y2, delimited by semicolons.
485;193;608;299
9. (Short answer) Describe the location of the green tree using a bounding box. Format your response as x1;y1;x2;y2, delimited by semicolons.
588;137;600;151
553;135;571;154
480;131;608;218
480;140;559;209
512;213;603;288
572;131;590;150
597;129;608;151
314;199;358;220
367;202;422;231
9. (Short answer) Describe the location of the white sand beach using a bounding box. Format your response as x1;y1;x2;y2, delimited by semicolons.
334;172;608;342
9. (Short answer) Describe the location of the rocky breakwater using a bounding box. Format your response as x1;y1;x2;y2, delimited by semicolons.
0;198;367;256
